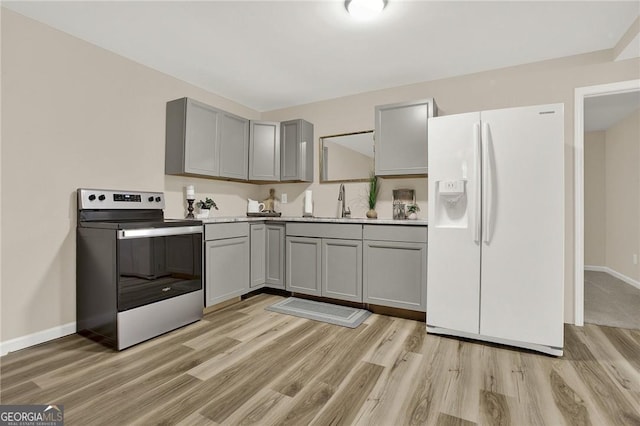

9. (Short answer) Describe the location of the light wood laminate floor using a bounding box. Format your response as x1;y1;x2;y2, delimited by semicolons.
1;293;639;425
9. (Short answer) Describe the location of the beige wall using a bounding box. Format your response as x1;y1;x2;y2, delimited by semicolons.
0;9;264;342
605;109;640;281
2;8;640;344
584;131;606;266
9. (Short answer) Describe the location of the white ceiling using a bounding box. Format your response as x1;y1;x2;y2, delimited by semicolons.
4;1;639;112
584;90;640;131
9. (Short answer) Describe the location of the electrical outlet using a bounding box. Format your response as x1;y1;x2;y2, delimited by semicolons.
633;254;638;265
281;193;288;204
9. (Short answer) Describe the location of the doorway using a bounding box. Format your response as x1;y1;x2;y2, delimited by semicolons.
574;79;640;327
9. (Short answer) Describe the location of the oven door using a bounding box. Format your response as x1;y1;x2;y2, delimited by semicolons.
117;226;202;311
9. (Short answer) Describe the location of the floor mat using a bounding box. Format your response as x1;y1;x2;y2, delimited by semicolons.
266;297;371;328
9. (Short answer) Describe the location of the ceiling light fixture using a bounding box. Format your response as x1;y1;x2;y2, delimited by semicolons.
345;0;387;20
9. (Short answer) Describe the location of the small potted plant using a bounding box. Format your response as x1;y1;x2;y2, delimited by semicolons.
366;173;379;219
196;197;218;218
406;203;420;220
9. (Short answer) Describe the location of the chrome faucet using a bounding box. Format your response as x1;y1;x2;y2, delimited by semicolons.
338;184;351;218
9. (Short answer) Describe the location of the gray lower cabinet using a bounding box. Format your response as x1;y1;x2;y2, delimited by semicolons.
265;224;285;288
251;223;285;289
322;239;362;303
281;119;314;182
250;223;266;288
363;225;427;311
374;98;437;176
286;223;363;302
166;97;249;180
286;236;322;296
205;223;250;307
249;121;280;181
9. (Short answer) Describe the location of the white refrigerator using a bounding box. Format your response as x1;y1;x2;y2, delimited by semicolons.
426;103;564;356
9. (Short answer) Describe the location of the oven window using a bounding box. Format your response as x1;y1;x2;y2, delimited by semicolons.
118;233;202;311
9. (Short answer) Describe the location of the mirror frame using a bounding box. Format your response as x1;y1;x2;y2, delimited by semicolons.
319;130;375;183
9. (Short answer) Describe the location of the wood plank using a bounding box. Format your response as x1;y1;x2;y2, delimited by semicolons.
220;388;291;426
316;315;393;388
437;338;482;423
310;361;384;425
564;326;640;424
352;351;423;425
361;317;414;367
137;320;320;424
402;334;456;425
270;380;335;426
598;325;640;373
550;368;593;425
479;389;512;426
270;325;355;398
186;316;307;378
436;412;477;426
199;323;334;423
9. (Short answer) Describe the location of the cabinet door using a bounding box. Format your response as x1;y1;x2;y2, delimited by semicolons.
219;111;249;180
363;240;427;311
250;224;266;288
166;98;220;177
281;119;313;182
374;99;435;176
286;236;321;296
322;239;362;302
205;236;250;307
265;224;285;288
249;121;280;181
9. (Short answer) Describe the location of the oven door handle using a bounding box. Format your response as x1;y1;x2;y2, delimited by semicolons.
117;225;203;240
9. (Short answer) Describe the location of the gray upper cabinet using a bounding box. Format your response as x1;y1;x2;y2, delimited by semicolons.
165;97;249;181
281;119;314;182
374;98;437;176
249;121;281;181
219;111;249;180
166;97;220;177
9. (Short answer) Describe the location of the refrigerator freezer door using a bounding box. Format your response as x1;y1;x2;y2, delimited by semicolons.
478;104;564;348
427;112;481;334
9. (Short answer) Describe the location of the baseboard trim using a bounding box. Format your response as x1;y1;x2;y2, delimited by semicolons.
585;265;640;290
1;322;76;356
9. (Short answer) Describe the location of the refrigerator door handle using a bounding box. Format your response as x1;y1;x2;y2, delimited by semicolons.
473;122;482;243
482;122;494;244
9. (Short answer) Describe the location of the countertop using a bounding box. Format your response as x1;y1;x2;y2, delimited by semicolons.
197;216;428;226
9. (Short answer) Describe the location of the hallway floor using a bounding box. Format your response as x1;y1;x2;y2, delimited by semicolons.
585;270;640;330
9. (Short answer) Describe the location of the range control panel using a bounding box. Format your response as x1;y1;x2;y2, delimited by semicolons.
78;188;165;210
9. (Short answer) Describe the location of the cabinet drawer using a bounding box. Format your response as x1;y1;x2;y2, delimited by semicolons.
286;223;362;240
205;222;249;241
363;225;427;243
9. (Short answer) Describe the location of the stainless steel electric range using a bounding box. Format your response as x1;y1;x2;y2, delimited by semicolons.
76;188;203;350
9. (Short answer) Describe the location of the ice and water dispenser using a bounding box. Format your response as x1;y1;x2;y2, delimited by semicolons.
433;179;468;227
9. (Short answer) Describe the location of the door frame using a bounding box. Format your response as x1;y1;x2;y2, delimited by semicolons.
574;79;640;326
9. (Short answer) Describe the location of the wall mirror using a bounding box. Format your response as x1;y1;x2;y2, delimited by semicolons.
320;130;374;182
